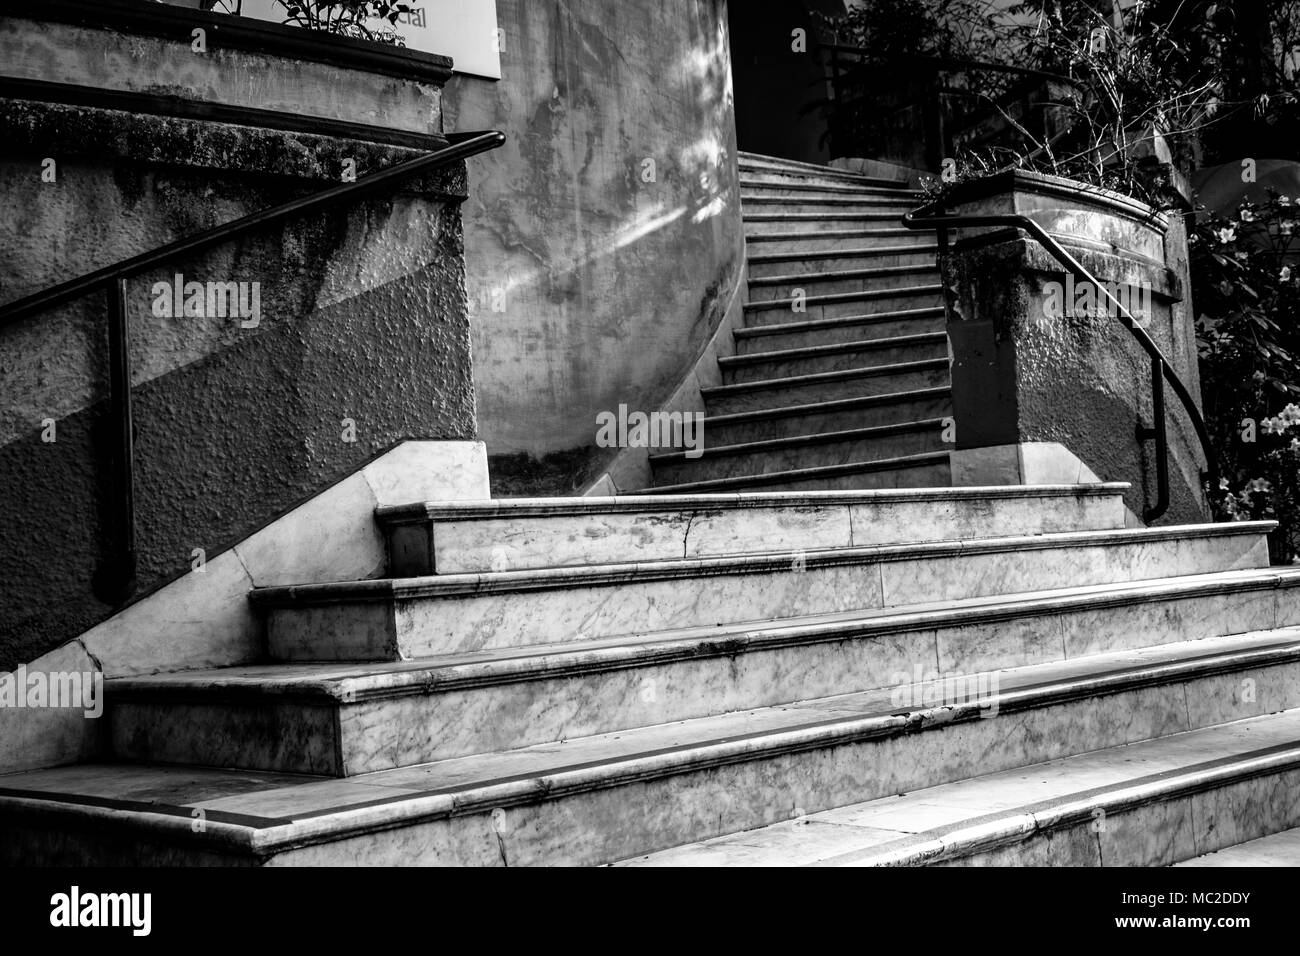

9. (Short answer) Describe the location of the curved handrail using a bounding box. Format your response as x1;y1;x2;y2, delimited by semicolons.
902;200;1215;521
0;129;506;603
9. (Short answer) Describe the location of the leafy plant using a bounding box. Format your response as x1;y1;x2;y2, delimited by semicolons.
199;0;411;45
1193;190;1300;559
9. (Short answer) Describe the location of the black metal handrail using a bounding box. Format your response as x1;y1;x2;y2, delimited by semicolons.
0;129;506;603
902;201;1215;522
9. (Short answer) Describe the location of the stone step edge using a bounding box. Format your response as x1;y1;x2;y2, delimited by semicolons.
646;418;947;465
748;264;939;288
376;481;1127;524
701;357;950;398
645;453;951;494
697;385;952;427
25;640;1300;861
249;521;1276;606
744;284;943;312
718;332;947;367
735;308;946;340
747;244;939;264
116;578;1300;703
825;736;1300;867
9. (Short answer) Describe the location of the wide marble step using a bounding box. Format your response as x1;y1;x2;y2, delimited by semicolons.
701;359;950;415
620;702;1300;867
11;631;1300;865
702;387;952;445
1175;826;1300;866
746;244;938;279
649;420;948;484
380;484;1126;575
742;285;943;322
735;308;946;353
254;523;1272;662
744;227;932;255
111;572;1300;775
719;333;948;384
747;265;939;302
646;453;952;494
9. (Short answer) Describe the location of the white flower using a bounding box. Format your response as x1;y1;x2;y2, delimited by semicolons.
1245;478;1273;495
1283;266;1294;282
1216;226;1237;243
1240;208;1256;222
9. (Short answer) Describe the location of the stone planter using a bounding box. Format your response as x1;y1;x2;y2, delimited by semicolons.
934;169;1206;524
0;1;478;673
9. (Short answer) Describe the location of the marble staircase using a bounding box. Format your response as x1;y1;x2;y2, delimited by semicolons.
4;483;1300;867
646;152;950;494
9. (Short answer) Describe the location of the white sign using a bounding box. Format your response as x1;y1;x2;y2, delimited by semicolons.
236;0;501;79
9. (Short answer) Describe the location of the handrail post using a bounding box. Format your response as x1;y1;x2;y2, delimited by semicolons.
1137;355;1170;522
93;277;137;605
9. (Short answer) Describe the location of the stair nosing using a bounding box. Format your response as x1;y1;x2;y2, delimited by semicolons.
108;621;1300;712
378;480;1126;524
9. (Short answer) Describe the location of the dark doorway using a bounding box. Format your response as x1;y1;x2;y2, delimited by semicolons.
727;0;847;163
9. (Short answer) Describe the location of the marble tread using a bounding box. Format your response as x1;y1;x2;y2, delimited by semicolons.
616;708;1300;867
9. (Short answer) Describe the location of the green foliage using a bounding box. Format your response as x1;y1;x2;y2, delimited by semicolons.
1193;191;1300;559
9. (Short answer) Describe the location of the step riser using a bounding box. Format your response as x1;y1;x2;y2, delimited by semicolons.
746;232;929;254
744;291;944;323
88;658;1300;864
706;394;952;444
652;428;947;485
114;585;1299;778
721;340;948;384
747;249;937;279
391;489;1120;574
748;270;940;302
736;314;946;353
686;459;952;493
266;531;1271;662
704;365;950;415
743;216;903;236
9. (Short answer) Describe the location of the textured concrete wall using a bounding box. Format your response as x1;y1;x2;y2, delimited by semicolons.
941;174;1207;524
443;0;744;495
0;25;475;670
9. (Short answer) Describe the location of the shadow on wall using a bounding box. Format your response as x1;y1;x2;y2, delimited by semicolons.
444;0;744;496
